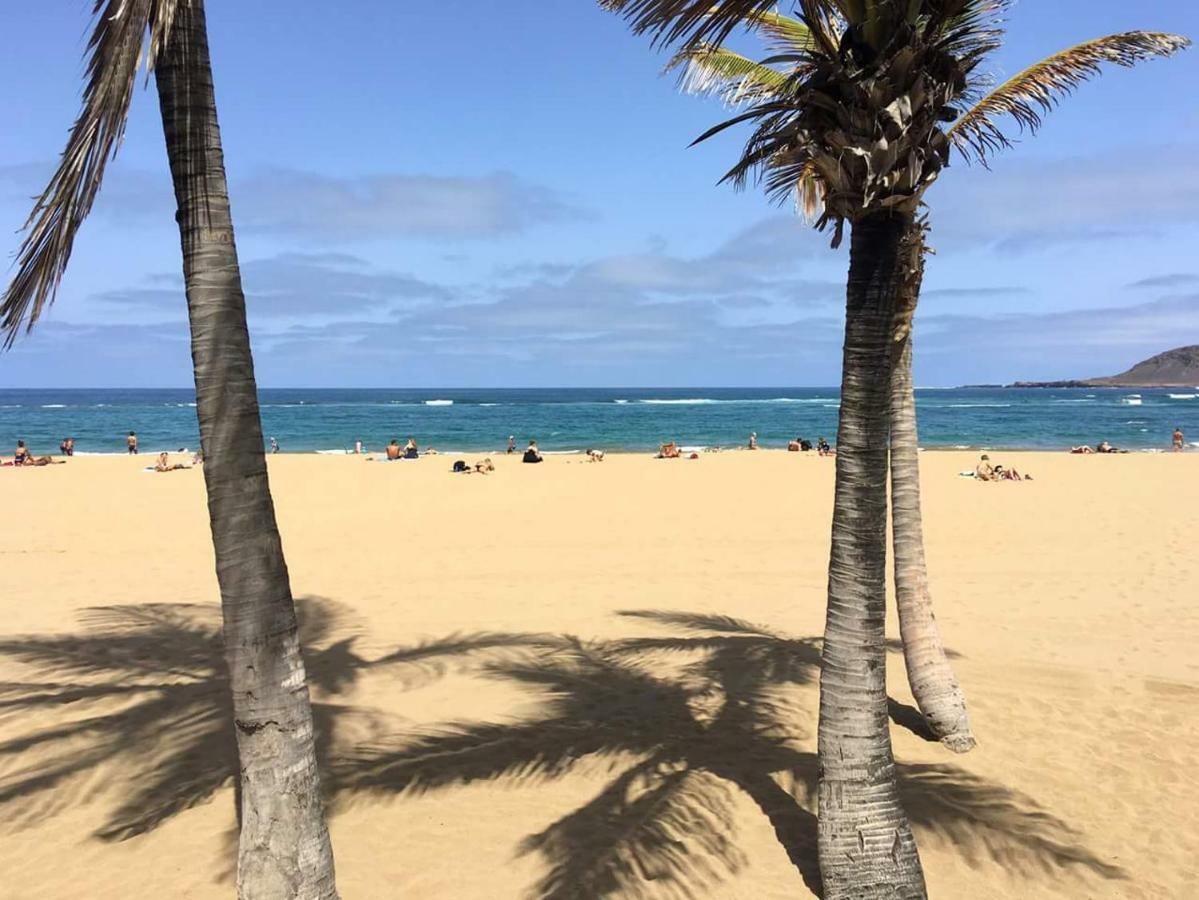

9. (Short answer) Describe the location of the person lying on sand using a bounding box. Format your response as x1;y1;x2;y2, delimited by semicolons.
586;449;605;462
475;458;495;474
155;452;189;472
657;442;681;459
1070;445;1094;454
523;441;543;464
992;464;1023;481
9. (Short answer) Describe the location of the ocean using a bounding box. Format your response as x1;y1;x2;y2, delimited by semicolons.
1;387;1195;455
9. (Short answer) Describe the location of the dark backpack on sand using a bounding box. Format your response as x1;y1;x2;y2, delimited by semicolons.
452;460;469;472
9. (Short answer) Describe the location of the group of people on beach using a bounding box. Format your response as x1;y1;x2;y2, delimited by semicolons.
974;454;1028;481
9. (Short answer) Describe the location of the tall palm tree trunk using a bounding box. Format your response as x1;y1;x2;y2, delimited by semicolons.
818;215;926;899
154;2;338;897
890;325;975;753
887;224;974;752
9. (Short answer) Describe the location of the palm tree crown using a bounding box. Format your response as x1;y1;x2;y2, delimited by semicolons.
609;1;1189;245
0;0;181;346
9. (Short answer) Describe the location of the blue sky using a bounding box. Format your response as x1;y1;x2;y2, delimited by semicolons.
1;0;1197;388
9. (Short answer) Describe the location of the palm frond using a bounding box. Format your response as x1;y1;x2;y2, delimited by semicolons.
669;44;791;107
748;10;816;53
599;0;804;49
950;31;1192;163
0;0;179;348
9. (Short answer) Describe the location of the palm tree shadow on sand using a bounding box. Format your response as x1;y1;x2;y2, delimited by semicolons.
0;597;538;847
339;610;1125;899
0;603;1124;898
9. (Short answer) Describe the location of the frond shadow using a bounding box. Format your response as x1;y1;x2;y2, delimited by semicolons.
0;597;393;842
338;609;1122;898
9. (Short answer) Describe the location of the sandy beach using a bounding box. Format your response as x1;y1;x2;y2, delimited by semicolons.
1;449;1196;899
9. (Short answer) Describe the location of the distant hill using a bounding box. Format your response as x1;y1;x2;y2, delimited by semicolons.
1011;345;1199;388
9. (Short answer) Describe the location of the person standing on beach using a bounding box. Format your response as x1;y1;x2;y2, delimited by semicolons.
126;432;138;455
60;437;75;457
1174;427;1185;452
269;437;279;454
507;435;516;455
748;432;758;450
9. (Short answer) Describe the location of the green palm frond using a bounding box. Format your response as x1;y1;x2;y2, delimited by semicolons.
746;9;816;54
950;31;1192;163
0;0;179;348
669;44;790;107
599;0;809;49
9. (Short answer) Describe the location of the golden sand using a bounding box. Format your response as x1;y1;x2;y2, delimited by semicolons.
2;450;1196;898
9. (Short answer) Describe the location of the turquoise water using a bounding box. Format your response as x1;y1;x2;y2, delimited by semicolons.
1;387;1195;455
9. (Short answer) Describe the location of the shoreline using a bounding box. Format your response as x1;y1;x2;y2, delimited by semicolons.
45;443;1193;459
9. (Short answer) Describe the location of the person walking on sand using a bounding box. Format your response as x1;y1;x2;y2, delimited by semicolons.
507;435;516;455
126;432;138;455
1174;427;1185;452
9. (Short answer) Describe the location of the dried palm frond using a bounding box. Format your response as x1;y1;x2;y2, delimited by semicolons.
950;31;1192;163
0;0;180;347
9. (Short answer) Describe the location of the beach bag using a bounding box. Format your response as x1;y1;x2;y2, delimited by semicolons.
452;460;468;473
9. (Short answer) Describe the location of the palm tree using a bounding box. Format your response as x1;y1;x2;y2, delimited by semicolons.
0;2;339;896
602;1;1184;894
668;9;1190;755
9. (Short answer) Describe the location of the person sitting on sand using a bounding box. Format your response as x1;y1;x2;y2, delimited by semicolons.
787;438;800;452
975;454;995;481
14;440;30;466
1172;427;1184;452
748;432;758;450
403;438;419;459
657;442;681;459
586;449;605;462
523;441;543;464
192;451;204;466
817;437;832;457
386;439;402;461
507;435;516;455
155;452;189;472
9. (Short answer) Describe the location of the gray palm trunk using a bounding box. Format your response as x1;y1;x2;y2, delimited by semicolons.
817;215;926;899
890;329;975;752
154;2;338;896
